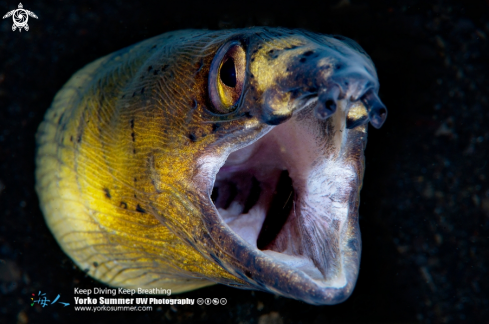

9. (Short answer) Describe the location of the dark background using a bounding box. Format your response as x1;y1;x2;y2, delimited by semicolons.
0;0;488;323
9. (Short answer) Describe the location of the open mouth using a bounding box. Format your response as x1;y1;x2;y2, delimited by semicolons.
209;112;360;287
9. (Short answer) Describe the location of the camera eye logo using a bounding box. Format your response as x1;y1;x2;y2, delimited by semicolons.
3;3;38;32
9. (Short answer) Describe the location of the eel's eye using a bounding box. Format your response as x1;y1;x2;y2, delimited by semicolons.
209;42;246;114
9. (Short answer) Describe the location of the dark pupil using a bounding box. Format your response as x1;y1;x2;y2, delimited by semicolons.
220;58;237;87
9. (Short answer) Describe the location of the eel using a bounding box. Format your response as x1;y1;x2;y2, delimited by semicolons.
35;28;387;305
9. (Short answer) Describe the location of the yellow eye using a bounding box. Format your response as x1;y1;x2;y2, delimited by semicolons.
209;43;246;114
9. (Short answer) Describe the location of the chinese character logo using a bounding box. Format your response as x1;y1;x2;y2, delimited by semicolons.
31;291;70;307
2;3;38;32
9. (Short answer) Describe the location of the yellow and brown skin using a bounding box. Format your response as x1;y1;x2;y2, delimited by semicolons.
36;28;387;305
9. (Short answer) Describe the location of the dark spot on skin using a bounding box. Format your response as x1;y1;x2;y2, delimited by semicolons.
93;262;98;267
250;73;254;78
212;123;220;132
268;49;274;54
147;66;152;72
132;92;136;97
58;113;64;125
188;133;197;142
136;204;146;213
141;87;145;94
153;70;159;75
77;135;82;143
84;268;89;273
130;119;134;129
245;270;253;279
303;50;314;56
121;94;125;99
120;201;127;209
244;112;253;118
103;188;111;199
300;57;307;63
161;64;169;72
308;86;318;93
252;49;258;54
133;148;136;154
336;64;342;70
348;238;358;252
251;58;255;62
151;44;157;50
70;136;73;142
134;177;137;182
210;253;222;266
131;132;135;142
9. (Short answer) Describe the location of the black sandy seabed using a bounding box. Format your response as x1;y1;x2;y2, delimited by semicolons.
0;1;488;323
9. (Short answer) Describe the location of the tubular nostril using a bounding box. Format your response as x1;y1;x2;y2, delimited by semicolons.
369;106;387;129
361;90;387;129
315;85;340;120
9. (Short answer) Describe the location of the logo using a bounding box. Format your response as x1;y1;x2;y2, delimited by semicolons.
3;3;38;32
196;297;227;305
31;291;70;307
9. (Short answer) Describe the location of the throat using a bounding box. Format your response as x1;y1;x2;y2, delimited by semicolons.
211;168;295;251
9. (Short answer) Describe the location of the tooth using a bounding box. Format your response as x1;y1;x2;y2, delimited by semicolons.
362;90;387;129
314;84;340;120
